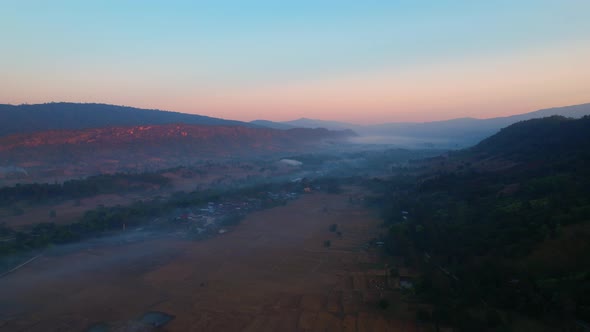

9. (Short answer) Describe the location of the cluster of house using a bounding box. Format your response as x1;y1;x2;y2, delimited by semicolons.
168;190;300;237
402;210;409;220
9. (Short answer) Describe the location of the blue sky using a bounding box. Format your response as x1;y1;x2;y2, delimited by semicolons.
1;1;589;122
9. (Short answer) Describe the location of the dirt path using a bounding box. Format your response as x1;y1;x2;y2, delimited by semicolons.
0;187;416;331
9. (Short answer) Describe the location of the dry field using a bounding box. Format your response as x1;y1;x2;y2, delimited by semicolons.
0;162;299;229
0;187;420;332
0;193;143;228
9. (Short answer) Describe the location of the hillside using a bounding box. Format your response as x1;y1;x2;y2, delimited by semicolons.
375;116;590;329
0;124;354;152
470;115;590;161
249;120;296;130
0;124;355;182
0;102;256;137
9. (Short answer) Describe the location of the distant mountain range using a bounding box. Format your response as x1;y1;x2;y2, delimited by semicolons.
0;102;358;183
252;103;590;148
0;102;257;137
2;102;589;150
281;118;356;130
249;120;297;130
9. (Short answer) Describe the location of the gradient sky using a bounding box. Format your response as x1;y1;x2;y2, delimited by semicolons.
1;1;589;124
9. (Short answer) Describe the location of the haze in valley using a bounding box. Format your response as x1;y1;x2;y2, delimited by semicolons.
1;1;590;331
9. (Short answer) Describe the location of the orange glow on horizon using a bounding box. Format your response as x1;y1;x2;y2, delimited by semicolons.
2;44;589;125
163;44;590;124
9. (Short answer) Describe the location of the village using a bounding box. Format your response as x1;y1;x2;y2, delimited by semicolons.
146;183;312;241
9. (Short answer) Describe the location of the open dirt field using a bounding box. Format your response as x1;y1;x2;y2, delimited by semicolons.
0;187;418;332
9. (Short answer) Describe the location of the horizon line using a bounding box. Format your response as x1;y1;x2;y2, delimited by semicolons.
3;100;589;126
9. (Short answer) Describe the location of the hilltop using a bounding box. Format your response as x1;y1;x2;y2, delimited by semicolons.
0;102;257;137
470;115;590;161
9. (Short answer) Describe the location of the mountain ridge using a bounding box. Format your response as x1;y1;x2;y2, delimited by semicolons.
469;115;590;161
378;117;590;329
253;103;590;148
0;102;258;137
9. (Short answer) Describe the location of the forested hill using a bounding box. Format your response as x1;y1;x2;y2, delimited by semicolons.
0;102;256;137
376;116;590;329
469;115;590;161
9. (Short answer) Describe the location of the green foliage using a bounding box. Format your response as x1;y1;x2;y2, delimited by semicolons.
0;180;308;259
0;172;172;206
376;116;590;326
389;267;399;277
11;207;24;216
378;299;390;309
416;309;431;322
470;115;590;162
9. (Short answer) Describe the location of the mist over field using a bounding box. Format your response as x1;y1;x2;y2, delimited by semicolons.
2;109;590;331
2;1;590;331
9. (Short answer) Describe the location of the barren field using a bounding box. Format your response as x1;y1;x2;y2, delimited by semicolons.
0;187;418;332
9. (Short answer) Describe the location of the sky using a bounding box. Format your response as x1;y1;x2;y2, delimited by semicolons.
1;0;589;124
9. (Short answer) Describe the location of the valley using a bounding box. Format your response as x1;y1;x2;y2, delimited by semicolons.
0;187;418;332
3;2;590;329
0;103;589;331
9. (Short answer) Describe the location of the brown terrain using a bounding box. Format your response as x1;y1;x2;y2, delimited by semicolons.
0;187;420;332
0;124;354;152
0;124;355;184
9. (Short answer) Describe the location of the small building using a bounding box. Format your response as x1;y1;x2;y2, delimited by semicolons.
399;277;414;289
279;159;303;167
397;268;419;290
